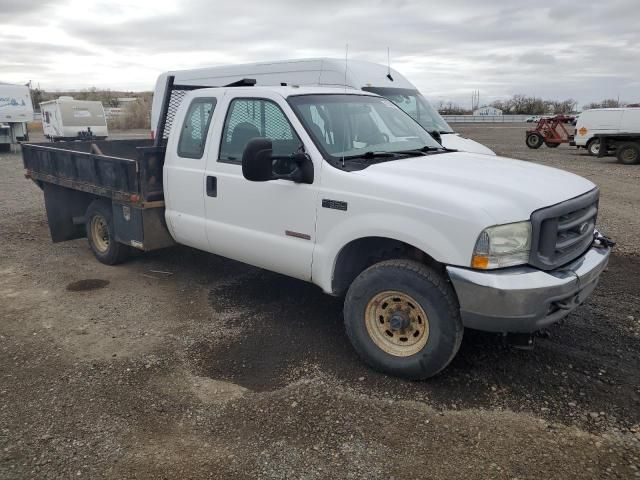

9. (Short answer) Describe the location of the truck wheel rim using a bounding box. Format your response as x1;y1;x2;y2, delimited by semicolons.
365;291;430;357
621;148;637;163
590;141;600;154
91;215;110;253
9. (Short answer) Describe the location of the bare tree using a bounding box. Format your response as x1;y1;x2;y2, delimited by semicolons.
438;101;469;115
583;99;624;110
488;95;577;114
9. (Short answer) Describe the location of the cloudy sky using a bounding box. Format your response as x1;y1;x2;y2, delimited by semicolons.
2;0;638;108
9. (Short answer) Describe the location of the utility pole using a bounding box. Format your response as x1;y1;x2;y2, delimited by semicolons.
471;90;480;111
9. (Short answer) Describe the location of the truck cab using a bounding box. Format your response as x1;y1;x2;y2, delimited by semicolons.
23;84;612;380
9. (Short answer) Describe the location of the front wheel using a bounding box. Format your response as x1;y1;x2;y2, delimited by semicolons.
545;141;560;148
587;139;600;156
344;260;463;379
526;133;543;149
86;201;130;265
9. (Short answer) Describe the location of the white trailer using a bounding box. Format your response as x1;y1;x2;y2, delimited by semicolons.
0;82;33;150
152;58;495;155
40;97;108;141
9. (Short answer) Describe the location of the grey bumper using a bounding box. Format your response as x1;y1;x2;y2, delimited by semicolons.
446;245;611;333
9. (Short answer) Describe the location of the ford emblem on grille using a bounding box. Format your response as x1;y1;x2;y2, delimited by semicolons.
579;222;590;234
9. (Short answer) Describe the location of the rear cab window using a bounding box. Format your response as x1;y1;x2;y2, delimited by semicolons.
177;98;217;159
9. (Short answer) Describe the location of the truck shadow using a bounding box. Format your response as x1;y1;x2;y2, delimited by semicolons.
151;247;639;431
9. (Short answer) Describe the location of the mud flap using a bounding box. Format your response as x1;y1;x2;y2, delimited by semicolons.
42;183;92;242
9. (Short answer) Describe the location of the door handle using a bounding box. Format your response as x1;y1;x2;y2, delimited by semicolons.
206;176;217;197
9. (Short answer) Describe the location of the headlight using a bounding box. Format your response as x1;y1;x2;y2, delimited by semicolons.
471;221;532;269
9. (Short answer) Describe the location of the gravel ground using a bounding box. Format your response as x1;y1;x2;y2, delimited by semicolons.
1;126;638;479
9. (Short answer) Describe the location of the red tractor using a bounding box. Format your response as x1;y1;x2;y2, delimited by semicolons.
525;115;574;149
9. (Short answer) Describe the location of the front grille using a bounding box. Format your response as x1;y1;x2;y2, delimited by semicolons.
529;188;599;270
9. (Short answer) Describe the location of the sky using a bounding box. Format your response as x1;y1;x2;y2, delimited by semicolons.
1;0;638;108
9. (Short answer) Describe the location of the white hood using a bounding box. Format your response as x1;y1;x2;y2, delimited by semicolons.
360;151;595;224
440;133;496;155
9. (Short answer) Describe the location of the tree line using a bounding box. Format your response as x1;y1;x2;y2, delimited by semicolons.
29;86;151;110
438;95;638;115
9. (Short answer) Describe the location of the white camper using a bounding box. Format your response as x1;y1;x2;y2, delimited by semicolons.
574;108;640;155
0;82;33;149
40;97;108;141
152;58;495;155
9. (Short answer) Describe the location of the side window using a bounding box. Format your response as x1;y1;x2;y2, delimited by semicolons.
219;98;301;163
177;98;216;159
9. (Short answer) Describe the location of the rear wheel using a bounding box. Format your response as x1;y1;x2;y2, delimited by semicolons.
344;259;463;379
526;133;543;149
587;138;600;156
86;201;129;265
617;142;640;165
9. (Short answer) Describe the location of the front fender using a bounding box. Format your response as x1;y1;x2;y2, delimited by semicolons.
311;212;476;294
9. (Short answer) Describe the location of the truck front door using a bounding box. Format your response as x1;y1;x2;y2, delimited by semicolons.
203;92;319;281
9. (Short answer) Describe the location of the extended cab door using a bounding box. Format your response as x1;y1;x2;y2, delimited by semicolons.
164;92;222;251
202;91;319;281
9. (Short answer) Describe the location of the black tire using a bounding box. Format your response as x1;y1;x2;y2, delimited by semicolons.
85;200;129;265
344;259;463;379
545;141;560;148
526;133;543;149
616;142;640;165
587;138;600;156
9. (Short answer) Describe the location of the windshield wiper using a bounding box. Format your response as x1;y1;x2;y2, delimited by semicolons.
341;151;398;160
392;145;443;156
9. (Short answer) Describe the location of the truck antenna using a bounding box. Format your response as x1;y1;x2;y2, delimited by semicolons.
386;47;394;81
342;43;349;168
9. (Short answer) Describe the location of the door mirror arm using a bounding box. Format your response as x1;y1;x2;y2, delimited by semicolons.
271;153;314;184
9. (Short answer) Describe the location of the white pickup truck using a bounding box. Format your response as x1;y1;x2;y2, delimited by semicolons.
23;79;613;378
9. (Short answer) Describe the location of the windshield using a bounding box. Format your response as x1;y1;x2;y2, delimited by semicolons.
288;94;443;162
362;87;453;134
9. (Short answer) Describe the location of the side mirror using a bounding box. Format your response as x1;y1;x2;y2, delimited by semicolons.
242;138;314;184
242;137;274;182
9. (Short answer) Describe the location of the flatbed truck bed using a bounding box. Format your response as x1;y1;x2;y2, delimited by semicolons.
22;139;175;251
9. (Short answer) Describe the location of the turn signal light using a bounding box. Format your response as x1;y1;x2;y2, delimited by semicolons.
471;255;489;269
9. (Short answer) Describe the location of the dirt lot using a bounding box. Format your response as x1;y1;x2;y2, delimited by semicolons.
1;125;639;479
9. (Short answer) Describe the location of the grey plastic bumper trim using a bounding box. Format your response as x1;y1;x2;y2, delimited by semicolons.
446;245;611;333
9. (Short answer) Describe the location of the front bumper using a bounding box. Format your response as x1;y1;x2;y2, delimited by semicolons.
446;243;611;333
